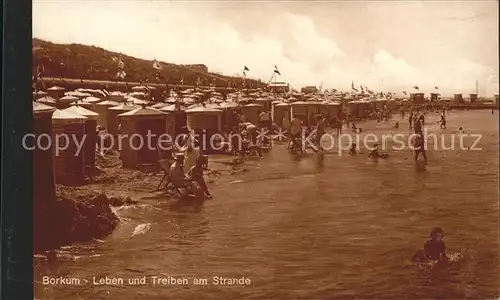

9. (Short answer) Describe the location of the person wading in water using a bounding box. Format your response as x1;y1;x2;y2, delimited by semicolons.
439;113;447;129
414;134;427;162
412;227;448;263
189;155;213;199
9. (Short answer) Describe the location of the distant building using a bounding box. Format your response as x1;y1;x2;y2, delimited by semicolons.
454;93;464;103
495;94;499;106
469;93;478;103
410;92;425;104
268;82;289;93
430;92;440;102
301;86;318;94
184;64;208;73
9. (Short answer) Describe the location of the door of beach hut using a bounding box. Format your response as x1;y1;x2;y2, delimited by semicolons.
95;100;119;129
52;110;87;185
307;102;322;126
33;102;56;207
290;101;309;126
108;103;140;135
186;106;222;152
273;103;290;127
137;118;167;165
62;106;99;170
118;107;167;168
241;103;263;125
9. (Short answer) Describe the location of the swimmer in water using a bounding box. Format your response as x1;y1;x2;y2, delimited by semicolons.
368;143;388;159
412;227;448;263
394;121;399;129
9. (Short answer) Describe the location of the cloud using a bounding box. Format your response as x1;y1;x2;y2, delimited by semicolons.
32;1;498;94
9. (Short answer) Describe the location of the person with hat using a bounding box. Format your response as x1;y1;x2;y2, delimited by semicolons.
424;227;448;261
181;135;200;176
414;134;427;162
412;227;448;262
188;155;212;199
170;153;191;188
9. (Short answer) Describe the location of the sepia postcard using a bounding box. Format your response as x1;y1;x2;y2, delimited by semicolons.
7;0;499;299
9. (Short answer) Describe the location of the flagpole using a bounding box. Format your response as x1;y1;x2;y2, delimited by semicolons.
476;79;478;95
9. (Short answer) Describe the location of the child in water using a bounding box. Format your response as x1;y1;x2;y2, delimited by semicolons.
349;142;358;155
412;227;448;262
368;144;388;159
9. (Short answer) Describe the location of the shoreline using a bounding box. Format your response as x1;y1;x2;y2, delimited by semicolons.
34;150;245;253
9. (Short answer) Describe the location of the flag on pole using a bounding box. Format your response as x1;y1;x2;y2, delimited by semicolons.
351;81;358;92
413;85;419;90
153;58;162;70
243;66;249;72
434;86;439;90
403;91;407;95
274;65;281;76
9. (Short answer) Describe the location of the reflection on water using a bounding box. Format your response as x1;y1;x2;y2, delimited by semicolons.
35;111;499;299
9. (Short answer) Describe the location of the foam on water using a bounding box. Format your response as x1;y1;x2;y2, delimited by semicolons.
131;223;152;236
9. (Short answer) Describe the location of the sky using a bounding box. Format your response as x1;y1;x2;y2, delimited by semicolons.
33;0;499;95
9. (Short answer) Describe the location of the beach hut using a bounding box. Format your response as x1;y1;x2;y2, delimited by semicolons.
118;107;168;169
273;102;290;127
65;91;91;99
306;101;323;126
375;99;388;110
52;110;87;185
94;100;119;129
160;104;187;137
469;93;478;103
241;103;263;125
109;91;126;103
410;93;425;104
430;93;440;102
62;106;99;170
255;97;272;111
323;102;342;121
495;94;499;106
36;96;57;107
151;102;169;109
348;100;364;119
55;95;79;110
218;101;239;131
32;90;47;101
71;96;102;110
454;93;464;104
33;102;56;209
47;86;66;100
290;101;309;125
186;105;223;153
107;103;141;135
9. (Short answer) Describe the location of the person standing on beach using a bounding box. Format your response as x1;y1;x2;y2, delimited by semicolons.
440;113;446;129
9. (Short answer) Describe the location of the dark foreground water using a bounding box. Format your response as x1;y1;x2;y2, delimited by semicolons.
35;110;499;299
